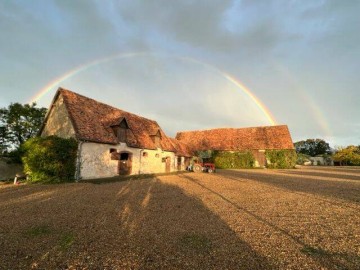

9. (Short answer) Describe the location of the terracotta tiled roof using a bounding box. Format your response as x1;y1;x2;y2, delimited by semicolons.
169;138;194;157
175;125;294;152
52;88;176;151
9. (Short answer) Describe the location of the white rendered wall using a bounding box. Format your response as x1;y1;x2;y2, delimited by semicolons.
79;142;177;179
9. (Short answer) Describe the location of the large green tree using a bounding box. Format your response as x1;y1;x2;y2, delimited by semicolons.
294;139;331;157
0;103;47;153
333;145;360;166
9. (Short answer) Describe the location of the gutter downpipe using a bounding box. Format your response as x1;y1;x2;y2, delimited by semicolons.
139;149;144;175
75;141;84;182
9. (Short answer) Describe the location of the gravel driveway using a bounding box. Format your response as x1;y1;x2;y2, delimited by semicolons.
1;167;359;269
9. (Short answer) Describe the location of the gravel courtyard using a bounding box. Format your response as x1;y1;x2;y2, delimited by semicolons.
1;167;359;269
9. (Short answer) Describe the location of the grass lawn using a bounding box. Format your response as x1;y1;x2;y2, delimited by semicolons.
0;167;359;269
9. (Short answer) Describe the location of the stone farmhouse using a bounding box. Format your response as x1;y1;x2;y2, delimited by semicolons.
40;88;294;179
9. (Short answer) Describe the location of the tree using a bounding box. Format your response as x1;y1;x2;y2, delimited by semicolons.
333;145;360;166
294;139;331;157
0;126;8;154
0;103;47;154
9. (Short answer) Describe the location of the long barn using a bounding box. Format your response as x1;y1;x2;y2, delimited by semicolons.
176;126;295;167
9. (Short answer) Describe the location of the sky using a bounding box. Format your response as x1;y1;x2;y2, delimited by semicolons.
0;0;359;147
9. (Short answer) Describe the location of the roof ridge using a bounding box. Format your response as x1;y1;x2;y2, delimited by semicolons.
59;87;158;124
176;125;287;134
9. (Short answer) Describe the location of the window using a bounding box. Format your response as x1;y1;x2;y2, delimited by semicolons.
142;152;148;157
155;153;160;158
110;149;119;160
111;118;129;143
120;152;129;160
150;130;161;148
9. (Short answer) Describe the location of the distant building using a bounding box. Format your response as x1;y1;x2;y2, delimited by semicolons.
309;156;334;166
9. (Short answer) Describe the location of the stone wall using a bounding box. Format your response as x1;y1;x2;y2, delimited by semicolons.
0;158;23;181
41;95;76;138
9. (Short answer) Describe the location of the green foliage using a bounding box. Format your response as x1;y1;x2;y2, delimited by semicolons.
196;150;213;159
265;150;297;169
5;147;25;164
59;232;75;251
333;145;360;166
24;225;51;237
213;151;255;169
296;153;311;165
300;245;327;256
22;136;78;183
178;232;212;253
0;102;47;155
0;126;8;154
294;139;331;157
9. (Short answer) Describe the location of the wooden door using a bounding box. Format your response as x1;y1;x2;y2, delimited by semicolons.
165;157;171;173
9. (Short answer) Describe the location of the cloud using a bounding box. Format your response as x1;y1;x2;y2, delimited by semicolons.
0;0;359;146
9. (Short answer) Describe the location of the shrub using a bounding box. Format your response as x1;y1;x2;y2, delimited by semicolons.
213;151;255;169
296;153;311;165
22;136;78;183
265;149;297;169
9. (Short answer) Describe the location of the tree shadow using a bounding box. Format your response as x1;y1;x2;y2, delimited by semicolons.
0;178;276;269
303;166;360;174
281;169;360;182
179;173;360;270
219;169;360;203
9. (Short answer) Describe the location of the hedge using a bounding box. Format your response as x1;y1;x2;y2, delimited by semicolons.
22;136;78;183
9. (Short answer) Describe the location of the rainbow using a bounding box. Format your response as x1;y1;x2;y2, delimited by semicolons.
270;59;332;137
177;55;276;125
28;52;147;104
29;52;276;126
300;93;332;137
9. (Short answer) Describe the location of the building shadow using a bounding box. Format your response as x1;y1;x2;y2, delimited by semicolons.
301;166;360;174
0;178;276;269
281;169;360;182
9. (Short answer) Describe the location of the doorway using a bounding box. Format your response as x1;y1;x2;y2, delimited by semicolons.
165;157;171;173
177;157;182;171
118;152;132;175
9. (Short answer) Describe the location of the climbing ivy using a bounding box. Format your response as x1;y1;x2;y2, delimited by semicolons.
213;151;255;169
265;149;297;169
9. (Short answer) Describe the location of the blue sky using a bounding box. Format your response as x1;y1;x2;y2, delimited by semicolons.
1;0;359;147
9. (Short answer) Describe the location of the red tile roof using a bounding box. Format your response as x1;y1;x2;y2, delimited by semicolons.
47;88;176;151
169;138;194;157
175;125;294;152
41;88;294;156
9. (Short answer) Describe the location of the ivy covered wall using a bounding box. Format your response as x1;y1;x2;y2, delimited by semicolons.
212;151;255;169
265;149;297;169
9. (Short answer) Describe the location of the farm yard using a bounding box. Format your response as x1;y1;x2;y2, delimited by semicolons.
0;167;359;270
